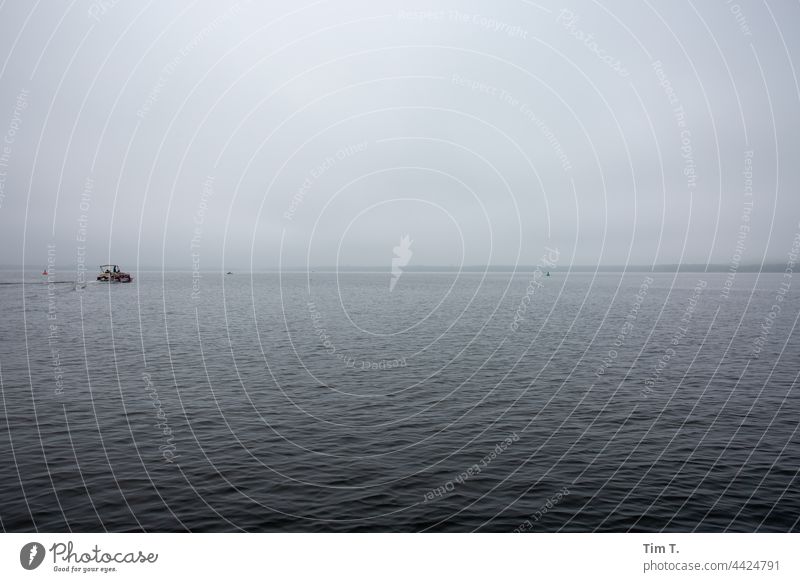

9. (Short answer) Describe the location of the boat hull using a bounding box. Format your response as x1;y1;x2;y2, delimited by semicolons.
96;274;132;283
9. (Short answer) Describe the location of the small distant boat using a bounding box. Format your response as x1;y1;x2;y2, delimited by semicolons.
226;271;233;275
97;264;132;283
546;271;551;277
42;268;48;276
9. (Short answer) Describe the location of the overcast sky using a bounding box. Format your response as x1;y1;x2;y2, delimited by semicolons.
0;0;797;270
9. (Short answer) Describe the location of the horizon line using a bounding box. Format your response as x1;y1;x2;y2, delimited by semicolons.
1;263;789;273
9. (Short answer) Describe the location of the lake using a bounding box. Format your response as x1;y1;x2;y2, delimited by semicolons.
0;270;798;531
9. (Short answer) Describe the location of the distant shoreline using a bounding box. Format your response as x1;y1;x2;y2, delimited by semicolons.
0;264;790;273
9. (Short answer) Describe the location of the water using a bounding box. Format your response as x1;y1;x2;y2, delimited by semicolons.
1;270;798;532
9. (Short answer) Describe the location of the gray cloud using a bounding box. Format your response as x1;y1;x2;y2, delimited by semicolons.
0;0;797;270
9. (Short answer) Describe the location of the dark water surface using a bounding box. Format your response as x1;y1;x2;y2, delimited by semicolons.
1;270;798;532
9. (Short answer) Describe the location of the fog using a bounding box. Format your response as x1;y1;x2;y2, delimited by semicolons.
0;0;797;271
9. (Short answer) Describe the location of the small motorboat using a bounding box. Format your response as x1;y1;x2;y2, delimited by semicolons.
97;264;132;283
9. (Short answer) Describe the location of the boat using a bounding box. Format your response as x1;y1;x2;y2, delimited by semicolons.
97;264;132;283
